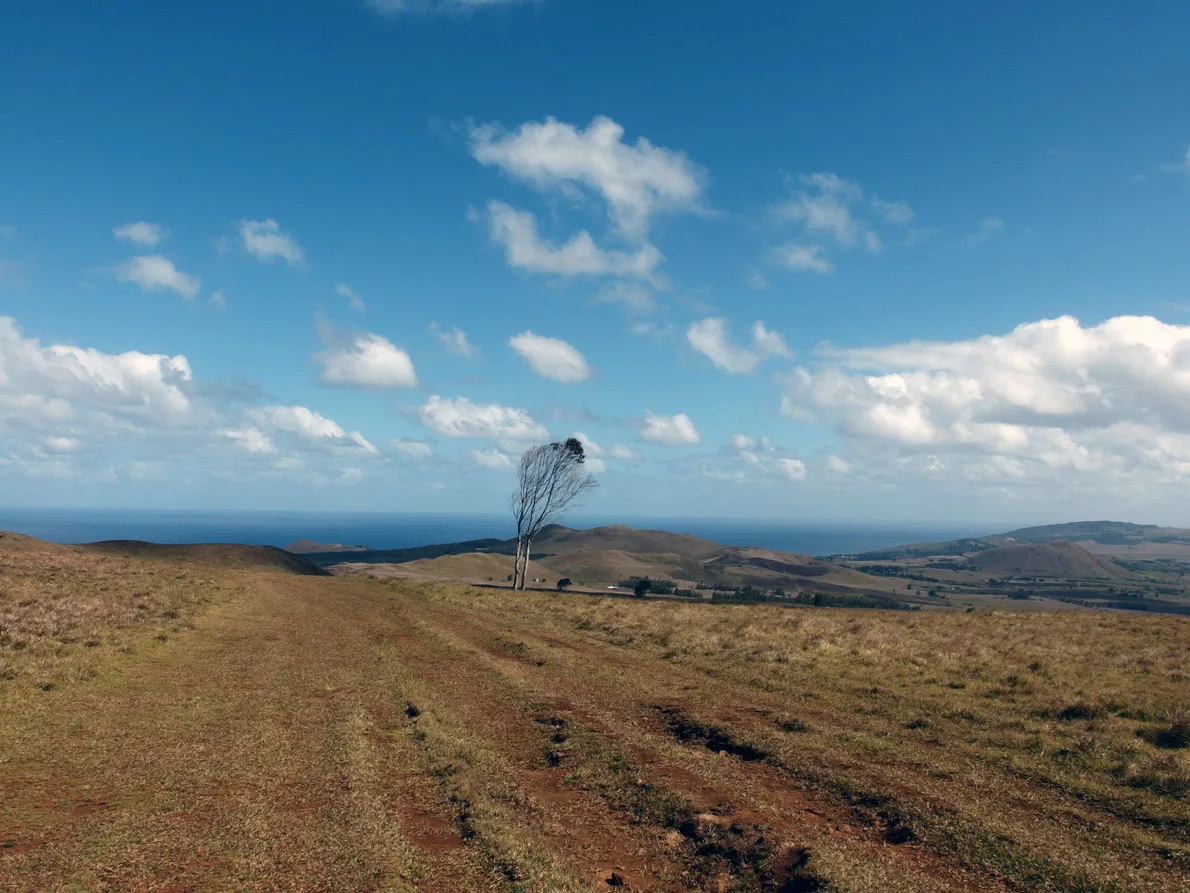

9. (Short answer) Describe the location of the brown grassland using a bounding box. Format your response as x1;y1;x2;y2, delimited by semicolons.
1;534;1188;891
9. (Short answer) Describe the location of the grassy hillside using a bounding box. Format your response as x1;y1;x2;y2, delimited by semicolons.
2;544;1187;891
313;525;897;597
82;539;329;575
964;540;1135;580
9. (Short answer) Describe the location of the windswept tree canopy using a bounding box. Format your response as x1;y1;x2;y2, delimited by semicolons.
509;438;598;589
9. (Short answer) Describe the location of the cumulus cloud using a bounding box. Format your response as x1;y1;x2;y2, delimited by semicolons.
639;411;700;446
419;395;549;440
607;443;641;460
0;317;194;441
391;439;434;459
826;455;852;475
116;255;201;300
483;201;662;280
571;431;602;454
471;447;515;470
772;242;832;275
721;434;806;484
781;314;1190;483
770;173;913;273
114;221;166;247
218;427;275;454
870;197;914;225
316;331;418;389
249;405;378;454
967;216;1003;247
470;115;706;241
430;323;476;359
687;318;791;374
238;219;305;266
43;436;81;454
509;331;591;382
774;457;807;481
594;281;656;313
337;283;365;311
1162;147;1190;175
0;316;386;483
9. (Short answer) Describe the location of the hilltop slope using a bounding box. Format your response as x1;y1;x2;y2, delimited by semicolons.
319;524;896;595
963;540;1134;580
82;540;330;576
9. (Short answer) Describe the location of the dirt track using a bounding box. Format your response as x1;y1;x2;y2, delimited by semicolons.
2;573;1186;891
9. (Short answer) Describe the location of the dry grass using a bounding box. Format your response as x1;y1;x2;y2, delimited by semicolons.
3;547;1188;891
0;534;229;692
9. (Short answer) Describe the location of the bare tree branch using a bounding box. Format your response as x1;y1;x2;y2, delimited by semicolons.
509;438;598;589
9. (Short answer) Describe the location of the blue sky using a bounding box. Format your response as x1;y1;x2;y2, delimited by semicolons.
3;0;1190;524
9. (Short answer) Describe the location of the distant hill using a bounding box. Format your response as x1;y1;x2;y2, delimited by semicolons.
850;520;1190;562
284;539;367;554
986;521;1190;547
317;524;897;596
963;541;1134;580
81;541;330;576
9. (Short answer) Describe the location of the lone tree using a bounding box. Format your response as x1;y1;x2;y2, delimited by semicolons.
634;577;652;599
509;438;598;590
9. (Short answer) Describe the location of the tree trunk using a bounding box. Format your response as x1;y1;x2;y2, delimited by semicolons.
520;537;534;590
513;537;524;589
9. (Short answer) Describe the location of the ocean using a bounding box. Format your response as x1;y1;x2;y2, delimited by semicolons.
0;508;983;557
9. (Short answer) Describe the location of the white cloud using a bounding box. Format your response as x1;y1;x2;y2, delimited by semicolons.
772;242;832;274
469;115;706;241
337;283;366;311
1162;147;1190;175
747;269;770;290
210;291;227;309
870;197;914;225
114;222;166;247
629;320;675;340
419;395;549;440
317;332;418;389
116;255;201;300
571;431;602;454
0;317;194;438
391;439;434;459
483;201;662;280
780;314;1190;483
967;216;1003;247
0;316;388;482
775;457;807;481
219;427;275;454
238;219;305;267
509;331;591;382
594;281;656;313
687;318;791;374
607;443;641;460
431;323;476;359
776;173;866;245
43;436;81;454
826;455;852;475
471;447;516;470
730;434;757;450
770;173;913;274
639;411;700;446
586;457;607;474
249;405;378;454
